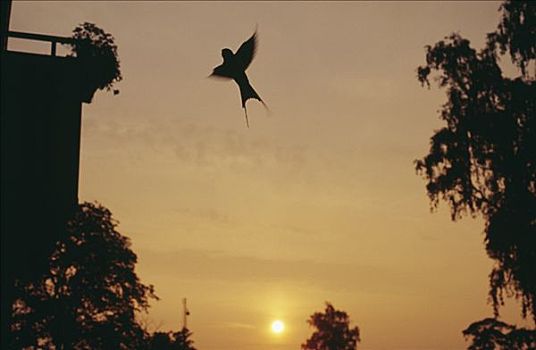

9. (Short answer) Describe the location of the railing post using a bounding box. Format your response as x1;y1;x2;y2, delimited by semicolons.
1;0;12;51
51;41;57;56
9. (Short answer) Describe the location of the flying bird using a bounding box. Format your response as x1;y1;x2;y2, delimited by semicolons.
210;29;267;127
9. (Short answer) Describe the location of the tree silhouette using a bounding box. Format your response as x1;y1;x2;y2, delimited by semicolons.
302;302;360;350
415;0;535;322
149;328;197;350
10;202;157;349
463;318;536;350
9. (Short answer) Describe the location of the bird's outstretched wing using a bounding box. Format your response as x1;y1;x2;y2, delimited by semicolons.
235;31;257;71
210;63;234;79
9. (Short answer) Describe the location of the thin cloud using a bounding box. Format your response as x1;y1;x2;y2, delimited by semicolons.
138;249;421;296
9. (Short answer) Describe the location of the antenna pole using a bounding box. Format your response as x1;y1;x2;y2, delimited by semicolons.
182;298;190;330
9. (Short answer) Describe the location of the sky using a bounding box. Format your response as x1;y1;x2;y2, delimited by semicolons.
9;1;529;349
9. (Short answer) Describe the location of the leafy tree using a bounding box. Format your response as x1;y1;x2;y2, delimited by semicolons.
302;302;360;350
488;1;536;78
149;328;197;350
10;202;157;349
463;318;536;350
415;0;536;322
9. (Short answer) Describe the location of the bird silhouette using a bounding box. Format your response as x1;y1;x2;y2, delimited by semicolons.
210;29;267;127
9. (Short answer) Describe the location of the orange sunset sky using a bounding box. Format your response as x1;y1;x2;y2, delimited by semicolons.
8;1;528;349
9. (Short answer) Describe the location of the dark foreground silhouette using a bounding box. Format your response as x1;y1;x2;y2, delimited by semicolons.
9;202;156;349
210;29;267;127
8;202;198;349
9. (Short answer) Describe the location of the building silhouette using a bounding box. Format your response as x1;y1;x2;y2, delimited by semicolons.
1;1;95;345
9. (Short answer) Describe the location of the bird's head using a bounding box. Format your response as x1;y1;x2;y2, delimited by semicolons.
221;48;234;61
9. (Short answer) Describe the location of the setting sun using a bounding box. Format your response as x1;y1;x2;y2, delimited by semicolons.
271;320;284;334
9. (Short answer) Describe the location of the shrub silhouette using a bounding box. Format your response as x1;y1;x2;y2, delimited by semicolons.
67;22;122;99
149;328;197;350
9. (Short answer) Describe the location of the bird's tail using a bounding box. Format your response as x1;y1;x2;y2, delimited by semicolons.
239;81;268;127
239;81;265;107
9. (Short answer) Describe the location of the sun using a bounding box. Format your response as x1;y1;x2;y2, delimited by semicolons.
271;320;285;334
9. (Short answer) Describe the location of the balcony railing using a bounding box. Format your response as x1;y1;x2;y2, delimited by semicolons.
7;31;75;56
